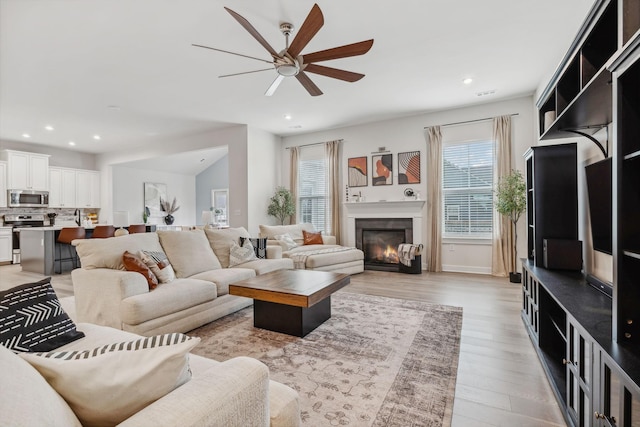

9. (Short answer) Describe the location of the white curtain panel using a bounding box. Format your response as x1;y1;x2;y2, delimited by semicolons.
325;140;342;244
491;115;514;276
289;146;299;225
425;126;443;272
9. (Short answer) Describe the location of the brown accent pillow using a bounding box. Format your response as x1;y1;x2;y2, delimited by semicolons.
123;250;158;290
302;230;323;245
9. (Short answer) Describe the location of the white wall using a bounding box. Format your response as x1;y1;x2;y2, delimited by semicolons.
195;154;229;224
282;96;535;274
246;127;281;235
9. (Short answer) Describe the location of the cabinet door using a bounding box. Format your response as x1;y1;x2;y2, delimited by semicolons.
567;321;594;426
597;353;640;427
0;230;11;262
0;161;7;207
76;170;99;208
29;155;49;190
60;169;76;207
7;151;29;189
49;168;62;207
89;171;100;208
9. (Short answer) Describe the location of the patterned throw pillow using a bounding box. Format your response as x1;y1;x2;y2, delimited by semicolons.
229;238;258;267
139;250;175;283
0;278;85;352
274;233;298;250
240;237;268;259
20;333;199;427
123;251;158;290
302;230;323;245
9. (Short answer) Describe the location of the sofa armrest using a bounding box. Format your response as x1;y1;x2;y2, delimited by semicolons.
117;356;270;427
322;235;337;245
72;268;149;330
267;239;289;252
266;245;282;259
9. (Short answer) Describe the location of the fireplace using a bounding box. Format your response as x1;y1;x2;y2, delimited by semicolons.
355;218;413;271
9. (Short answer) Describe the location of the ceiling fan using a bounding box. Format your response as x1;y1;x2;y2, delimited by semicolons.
193;4;374;96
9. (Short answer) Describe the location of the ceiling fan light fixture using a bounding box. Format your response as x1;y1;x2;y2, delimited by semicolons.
276;63;299;77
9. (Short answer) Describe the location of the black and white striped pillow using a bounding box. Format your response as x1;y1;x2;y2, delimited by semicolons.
0;278;84;352
241;237;268;259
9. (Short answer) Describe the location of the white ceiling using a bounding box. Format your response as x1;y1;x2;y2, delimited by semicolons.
0;0;595;156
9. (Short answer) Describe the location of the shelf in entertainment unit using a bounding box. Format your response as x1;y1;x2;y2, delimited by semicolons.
623;149;640;160
623;250;640;260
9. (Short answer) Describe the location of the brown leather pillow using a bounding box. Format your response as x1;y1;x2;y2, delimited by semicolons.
302;230;323;245
123;250;158;290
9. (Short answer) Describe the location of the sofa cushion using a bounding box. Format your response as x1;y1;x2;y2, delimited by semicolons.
123;250;158;290
302;230;323;245
75;232;163;270
20;332;199;427
140;249;176;283
120;278;217;325
0;278;85;352
241;237;268;259
158;230;222;277
204;227;251;268
190;268;255;296
274;233;298;250
229;239;258;267
234;258;294;275
259;223;315;244
0;344;82;427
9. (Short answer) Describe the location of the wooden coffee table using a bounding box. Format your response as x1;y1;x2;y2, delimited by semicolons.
229;269;350;337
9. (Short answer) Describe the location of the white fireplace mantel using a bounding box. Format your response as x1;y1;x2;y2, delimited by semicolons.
344;200;425;248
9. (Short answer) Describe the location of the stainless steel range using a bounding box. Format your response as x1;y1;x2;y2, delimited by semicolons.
3;213;46;264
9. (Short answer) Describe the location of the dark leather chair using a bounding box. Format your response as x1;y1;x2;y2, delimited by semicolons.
56;227;86;273
127;224;147;234
92;225;116;238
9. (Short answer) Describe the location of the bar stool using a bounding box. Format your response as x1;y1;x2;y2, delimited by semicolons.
128;224;147;234
92;225;116;238
56;227;85;274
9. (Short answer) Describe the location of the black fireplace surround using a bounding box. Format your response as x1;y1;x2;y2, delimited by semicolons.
355;218;413;271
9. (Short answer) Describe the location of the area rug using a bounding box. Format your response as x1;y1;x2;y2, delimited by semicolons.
189;292;463;427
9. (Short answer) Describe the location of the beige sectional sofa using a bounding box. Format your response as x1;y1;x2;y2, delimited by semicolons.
259;223;364;275
2;322;300;426
71;228;294;336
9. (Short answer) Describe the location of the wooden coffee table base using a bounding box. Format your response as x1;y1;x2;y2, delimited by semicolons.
254;296;331;337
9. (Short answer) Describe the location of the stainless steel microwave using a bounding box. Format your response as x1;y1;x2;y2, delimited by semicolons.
8;189;49;208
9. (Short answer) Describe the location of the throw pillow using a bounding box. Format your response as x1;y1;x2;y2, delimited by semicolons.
240;237;268;259
123;250;158;290
229;239;258;267
139;250;175;283
274;233;298;250
204;227;251;268
302;230;324;245
0;278;85;353
157;229;222;277
20;333;200;427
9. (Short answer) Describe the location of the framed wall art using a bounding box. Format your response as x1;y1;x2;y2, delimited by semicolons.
398;151;421;184
144;182;167;217
372;153;393;186
347;156;368;187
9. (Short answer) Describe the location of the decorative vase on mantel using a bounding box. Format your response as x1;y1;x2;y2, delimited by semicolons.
164;214;175;225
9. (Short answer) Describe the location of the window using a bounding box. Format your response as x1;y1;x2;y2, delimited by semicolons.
442;140;494;238
298;146;329;233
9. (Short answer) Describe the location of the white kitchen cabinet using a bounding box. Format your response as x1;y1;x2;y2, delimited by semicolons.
2;150;50;190
0;227;12;263
49;167;77;208
0;161;7;207
76;170;100;208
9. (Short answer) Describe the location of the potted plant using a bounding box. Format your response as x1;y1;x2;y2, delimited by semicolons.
160;197;180;225
267;186;296;225
495;170;527;283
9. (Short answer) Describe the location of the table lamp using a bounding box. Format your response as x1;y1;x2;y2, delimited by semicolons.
113;211;130;236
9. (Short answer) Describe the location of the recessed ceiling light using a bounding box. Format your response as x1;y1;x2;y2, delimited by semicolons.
93;135;101;140
284;114;292;120
68;141;76;146
45;125;54;131
463;78;473;85
22;133;31;138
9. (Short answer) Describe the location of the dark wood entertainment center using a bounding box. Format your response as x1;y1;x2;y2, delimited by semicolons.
523;0;640;426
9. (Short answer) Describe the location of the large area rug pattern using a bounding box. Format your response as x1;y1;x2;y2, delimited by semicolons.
189;292;463;426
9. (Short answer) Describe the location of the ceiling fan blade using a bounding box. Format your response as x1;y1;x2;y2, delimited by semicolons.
303;63;364;82
265;75;285;96
301;39;374;63
224;7;279;58
295;72;323;96
220;68;273;78
287;3;324;58
192;44;273;64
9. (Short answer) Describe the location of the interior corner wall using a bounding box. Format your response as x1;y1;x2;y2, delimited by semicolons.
195;154;229;224
282;96;535;275
246;127;282;235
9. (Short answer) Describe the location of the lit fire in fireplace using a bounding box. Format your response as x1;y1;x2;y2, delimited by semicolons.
371;244;399;264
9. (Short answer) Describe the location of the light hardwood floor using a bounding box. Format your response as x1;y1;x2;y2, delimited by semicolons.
0;265;565;426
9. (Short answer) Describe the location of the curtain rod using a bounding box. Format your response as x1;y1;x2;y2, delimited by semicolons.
285;139;343;150
424;113;519;129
